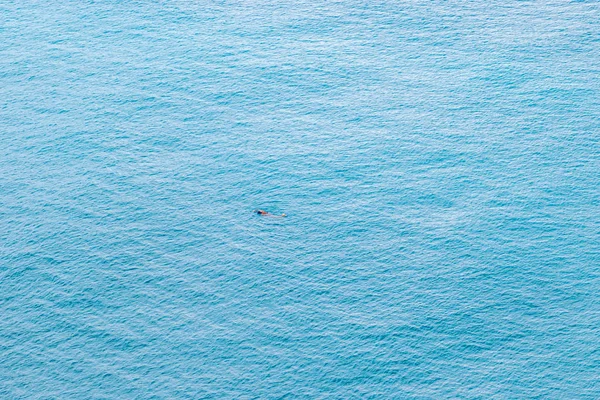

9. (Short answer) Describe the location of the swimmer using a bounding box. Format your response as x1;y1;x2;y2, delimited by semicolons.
255;209;286;217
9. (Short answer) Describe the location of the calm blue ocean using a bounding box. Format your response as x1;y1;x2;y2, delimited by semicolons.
1;1;599;398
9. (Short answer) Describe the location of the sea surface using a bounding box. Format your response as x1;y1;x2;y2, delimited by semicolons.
1;1;599;398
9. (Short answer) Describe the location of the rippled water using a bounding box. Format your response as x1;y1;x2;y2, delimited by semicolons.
2;1;599;398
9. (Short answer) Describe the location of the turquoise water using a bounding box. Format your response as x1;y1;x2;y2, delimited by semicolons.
1;1;599;398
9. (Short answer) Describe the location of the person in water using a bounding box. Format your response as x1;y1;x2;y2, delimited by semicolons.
255;209;286;217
